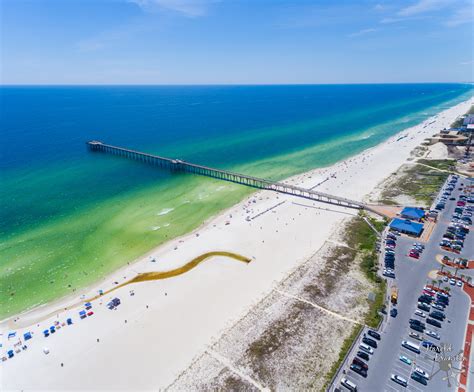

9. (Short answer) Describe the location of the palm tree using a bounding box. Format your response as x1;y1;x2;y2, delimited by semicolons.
437;279;443;288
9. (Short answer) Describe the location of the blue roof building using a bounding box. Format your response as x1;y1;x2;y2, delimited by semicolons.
400;207;425;221
463;114;474;126
389;218;424;237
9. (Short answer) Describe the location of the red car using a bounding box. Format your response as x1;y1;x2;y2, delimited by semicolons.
87;311;94;317
409;252;420;259
457;201;466;206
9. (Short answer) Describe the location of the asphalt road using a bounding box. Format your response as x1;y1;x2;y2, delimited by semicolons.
334;176;474;392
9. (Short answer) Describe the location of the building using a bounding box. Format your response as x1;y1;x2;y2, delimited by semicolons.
389;218;424;237
428;130;468;145
400;207;425;222
462;114;474;126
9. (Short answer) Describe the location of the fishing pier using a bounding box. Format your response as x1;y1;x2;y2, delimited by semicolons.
87;140;387;216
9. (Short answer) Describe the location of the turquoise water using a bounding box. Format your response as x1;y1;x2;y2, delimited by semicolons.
1;84;472;318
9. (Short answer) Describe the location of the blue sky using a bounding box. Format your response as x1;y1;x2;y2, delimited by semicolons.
1;0;472;84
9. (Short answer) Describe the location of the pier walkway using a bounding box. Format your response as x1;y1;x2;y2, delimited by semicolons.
87;140;386;216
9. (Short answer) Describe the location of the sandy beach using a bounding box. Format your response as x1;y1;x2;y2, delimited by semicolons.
1;98;472;391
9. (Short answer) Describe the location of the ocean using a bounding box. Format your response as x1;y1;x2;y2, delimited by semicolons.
1;84;472;319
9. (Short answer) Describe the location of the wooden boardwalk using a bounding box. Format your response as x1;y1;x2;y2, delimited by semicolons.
87;140;385;216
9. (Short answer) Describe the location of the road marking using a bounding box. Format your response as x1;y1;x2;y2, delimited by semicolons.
274;289;361;324
206;349;268;391
385;382;400;392
393;364;410;375
407;383;424;392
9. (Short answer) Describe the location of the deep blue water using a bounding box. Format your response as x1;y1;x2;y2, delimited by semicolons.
0;84;472;317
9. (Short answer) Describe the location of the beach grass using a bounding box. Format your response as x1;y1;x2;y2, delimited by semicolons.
380;160;455;206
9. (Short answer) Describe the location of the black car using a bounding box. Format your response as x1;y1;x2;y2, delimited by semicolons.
418;295;433;304
417;303;430;312
426;318;442;328
410;323;424;333
367;330;381;340
409;319;425;327
350;363;367;378
362;337;378;348
411;372;428;385
357;351;370;361
429;312;445;321
390;308;398;317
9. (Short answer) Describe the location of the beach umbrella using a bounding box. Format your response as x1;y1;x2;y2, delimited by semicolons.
23;332;32;341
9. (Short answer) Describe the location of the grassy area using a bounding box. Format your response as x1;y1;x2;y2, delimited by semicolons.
380;160;455;206
345;215;387;327
451;105;474;128
322;215;387;389
322;324;364;390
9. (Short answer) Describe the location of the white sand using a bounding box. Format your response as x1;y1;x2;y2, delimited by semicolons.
1;98;472;391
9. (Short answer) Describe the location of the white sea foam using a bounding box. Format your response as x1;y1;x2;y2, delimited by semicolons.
157;208;174;216
151;226;161;231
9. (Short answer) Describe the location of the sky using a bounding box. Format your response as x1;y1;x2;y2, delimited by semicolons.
0;0;473;84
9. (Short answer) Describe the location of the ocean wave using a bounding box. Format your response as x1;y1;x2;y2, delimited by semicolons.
157;208;174;216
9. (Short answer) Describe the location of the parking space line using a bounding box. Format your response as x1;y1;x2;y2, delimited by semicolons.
393;365;410;375
407;383;424;392
385;382;400;392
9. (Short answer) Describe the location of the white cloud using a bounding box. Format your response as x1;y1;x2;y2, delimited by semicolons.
444;5;473;26
397;0;450;17
348;28;377;37
460;60;474;65
129;0;217;17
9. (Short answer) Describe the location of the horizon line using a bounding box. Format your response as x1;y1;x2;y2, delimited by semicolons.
1;81;473;87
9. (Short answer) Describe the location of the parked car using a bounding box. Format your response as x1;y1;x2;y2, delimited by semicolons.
352;357;368;370
350;363;367;378
415;310;426;318
411;371;428;385
356;350;370;361
367;330;381;340
362;337;378;349
399;355;412;365
426;330;440;340
391;374;408;387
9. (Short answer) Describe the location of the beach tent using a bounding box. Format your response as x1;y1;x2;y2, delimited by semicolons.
67;318;73;325
79;310;87;319
389;218;424;237
400;207;425;221
23;332;32;341
43;329;50;337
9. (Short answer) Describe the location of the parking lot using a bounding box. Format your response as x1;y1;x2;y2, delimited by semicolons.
335;176;474;392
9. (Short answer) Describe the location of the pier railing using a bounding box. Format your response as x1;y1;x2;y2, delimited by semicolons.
87;140;381;214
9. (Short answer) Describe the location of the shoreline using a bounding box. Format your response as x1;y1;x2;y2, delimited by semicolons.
1;97;472;390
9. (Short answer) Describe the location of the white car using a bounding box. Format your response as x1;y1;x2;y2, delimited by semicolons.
414;367;429;379
457;280;463;287
450;278;456;285
391;374;408;387
415;310;426;318
426;330;440;340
